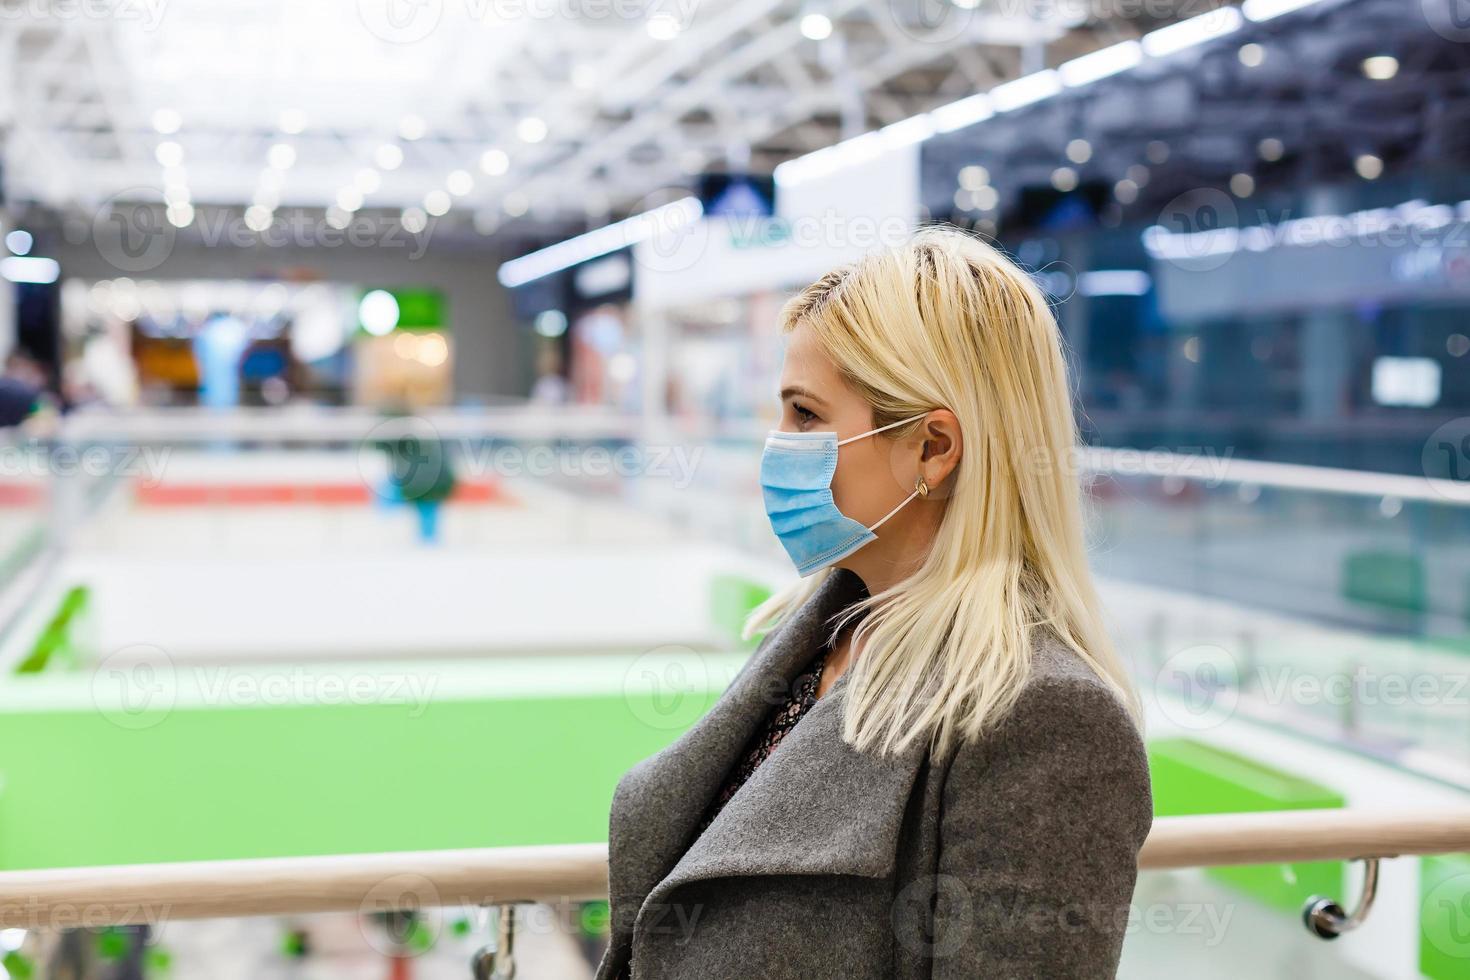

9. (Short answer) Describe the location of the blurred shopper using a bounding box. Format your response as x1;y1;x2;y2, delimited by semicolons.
0;351;47;426
601;227;1150;980
373;422;457;544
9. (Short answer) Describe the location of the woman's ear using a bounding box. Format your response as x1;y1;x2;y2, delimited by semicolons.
918;409;962;490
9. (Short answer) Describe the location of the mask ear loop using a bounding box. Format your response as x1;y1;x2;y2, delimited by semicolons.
867;476;931;532
835;413;928;447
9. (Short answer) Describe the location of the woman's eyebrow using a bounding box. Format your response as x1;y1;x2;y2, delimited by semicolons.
780;385;827;406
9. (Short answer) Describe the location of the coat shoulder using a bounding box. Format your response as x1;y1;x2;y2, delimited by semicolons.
943;630;1153;844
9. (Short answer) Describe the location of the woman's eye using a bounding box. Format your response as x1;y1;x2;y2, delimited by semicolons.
793;404;817;425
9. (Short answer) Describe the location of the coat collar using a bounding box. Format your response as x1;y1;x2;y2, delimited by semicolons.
606;570;931;956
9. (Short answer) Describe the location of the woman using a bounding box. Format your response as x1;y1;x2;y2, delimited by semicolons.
598;227;1152;980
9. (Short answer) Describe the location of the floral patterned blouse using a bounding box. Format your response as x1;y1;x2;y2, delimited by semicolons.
692;644;832;838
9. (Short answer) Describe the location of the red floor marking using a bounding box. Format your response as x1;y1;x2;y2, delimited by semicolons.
135;481;514;507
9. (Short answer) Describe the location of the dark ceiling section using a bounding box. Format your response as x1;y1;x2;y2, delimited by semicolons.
921;0;1470;234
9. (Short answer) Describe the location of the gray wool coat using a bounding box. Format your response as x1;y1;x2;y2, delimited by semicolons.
596;569;1153;980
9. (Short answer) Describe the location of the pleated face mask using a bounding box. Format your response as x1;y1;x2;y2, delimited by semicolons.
760;415;927;577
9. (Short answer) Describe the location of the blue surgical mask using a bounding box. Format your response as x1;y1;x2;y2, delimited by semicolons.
761;414;927;577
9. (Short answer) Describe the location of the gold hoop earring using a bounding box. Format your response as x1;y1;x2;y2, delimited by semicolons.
914;476;929;498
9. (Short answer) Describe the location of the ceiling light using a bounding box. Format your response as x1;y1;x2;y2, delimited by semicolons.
474;210;500;235
481;148;510;176
5;230;34;255
279;108;308;134
401;207;428;234
336;187;364;212
1066;139;1092;164
498;196;702;287
416;333;448;367
1355;154;1383;180
151;108;181;135
244;206;273;232
1230;173;1255;197
989;71;1062;113
1059;41;1142;87
800;14;832;40
880;115;935;148
534;310;568;337
1141;8;1243;58
359;290;400;336
398;115;427;141
1362;55;1398;80
165;203;195;228
1242;0;1325;22
155;141;184;168
375;144;404;171
1258;137;1284;161
517;117;548;143
930;94;993;134
355;168;381;193
1078;271;1151;296
1;256;59;284
424;189;451;216
958;165;989;190
503;193;530;217
447;169;474;196
647;13;681;40
1238;43;1265;67
267;143;296;170
1051;167;1078;192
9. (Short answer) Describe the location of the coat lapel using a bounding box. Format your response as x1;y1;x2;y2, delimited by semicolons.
606;570;861;924
610;569;930;961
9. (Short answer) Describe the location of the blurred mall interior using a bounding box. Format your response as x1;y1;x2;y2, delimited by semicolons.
0;0;1469;977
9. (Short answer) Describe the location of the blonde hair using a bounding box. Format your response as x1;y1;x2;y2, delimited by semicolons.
747;225;1140;758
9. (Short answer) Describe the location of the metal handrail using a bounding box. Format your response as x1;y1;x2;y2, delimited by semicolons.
1;808;1467;929
45;408;1470;506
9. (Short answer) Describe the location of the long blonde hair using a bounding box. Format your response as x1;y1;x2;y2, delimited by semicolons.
747;225;1140;758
